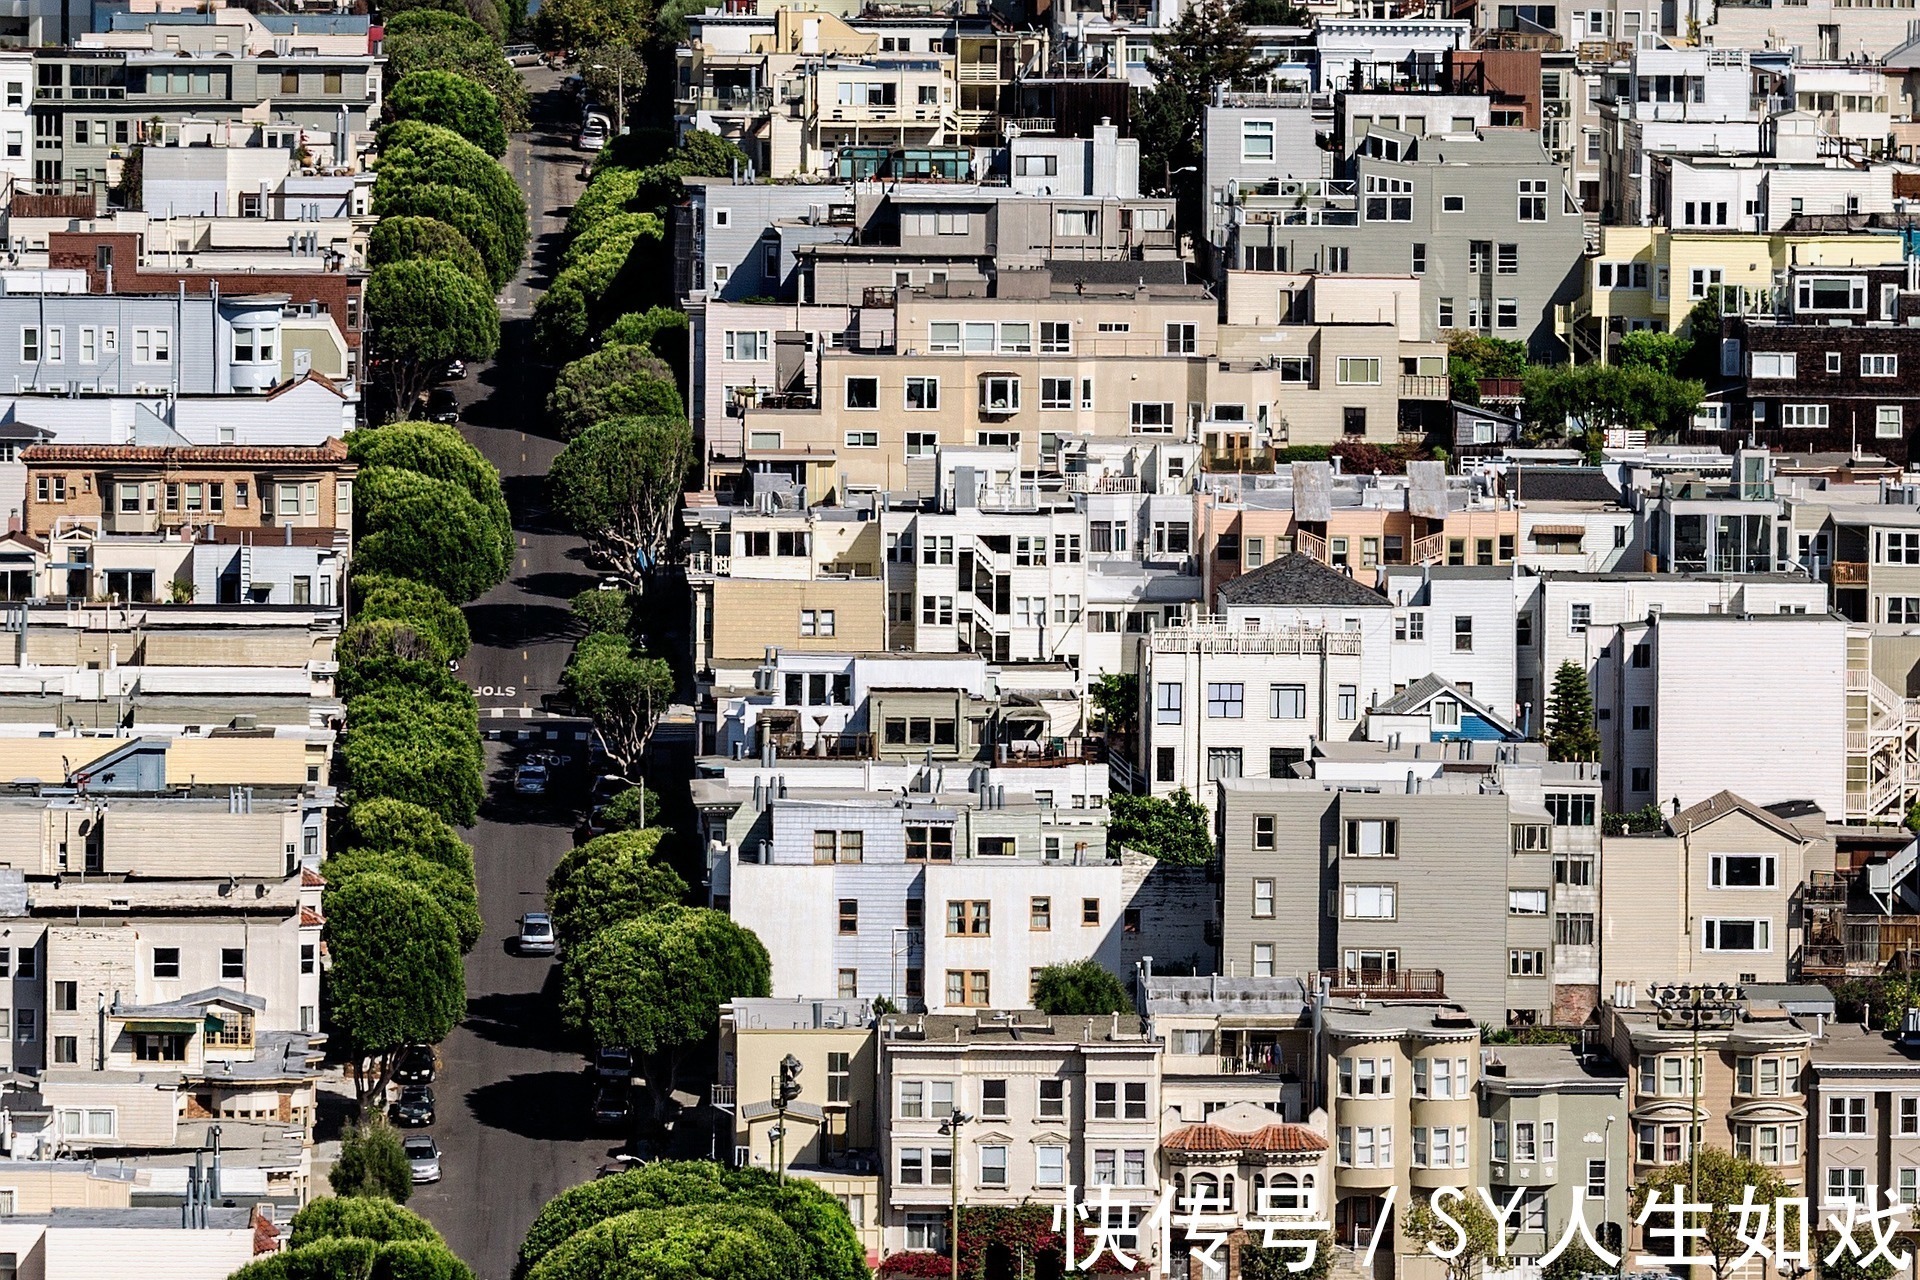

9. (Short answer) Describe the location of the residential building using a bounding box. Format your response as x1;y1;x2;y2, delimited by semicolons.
0;277;305;395
1160;1100;1333;1275
1599;990;1812;1196
1477;1043;1632;1260
1561;224;1905;363
30;44;380;202
0;1206;267;1278
1596;48;1765;228
1713;263;1920;467
714;997;882;1258
20;440;354;551
1807;1019;1920;1211
1142;972;1314;1124
1320;1000;1482;1255
1135;572;1374;808
877;1011;1162;1264
1220;128;1586;359
695;758;1117;1011
0;50;29;191
1599;791;1825;994
1218;741;1606;1028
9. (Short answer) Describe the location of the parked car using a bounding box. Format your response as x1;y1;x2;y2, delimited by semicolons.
394;1044;438;1085
576;120;608;152
517;912;557;956
592;1085;630;1128
404;1135;442;1183
504;42;542;65
424;388;459;424
441;358;467;380
514;762;550;796
595;1045;633;1082
392;1085;436;1127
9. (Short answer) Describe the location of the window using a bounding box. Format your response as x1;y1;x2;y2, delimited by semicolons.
1453;616;1474;652
1498;243;1519;274
1704;918;1772;952
1253;943;1274;977
1828;1096;1868;1136
1517;178;1549;221
1509;889;1549;916
152;947;180;979
980;1079;1007;1118
1243;120;1276;160
1827;1167;1868;1206
1082;898;1101;926
1443;194;1465;213
724;330;768;362
1863;354;1899;378
1164;324;1196;355
1879;407;1904;440
133;327;171;364
980;376;1020;413
843;377;879;410
1782;403;1830;429
1344;884;1396;920
1710;854;1777;888
1497;298;1519;329
1750;352;1795;378
1156;682;1182;725
220;948;244;980
1555;912;1596;946
1207;683;1244;718
1545;793;1596;826
1253;878;1275;918
1336;357;1381;385
19;327;35;363
1036;1145;1065;1187
1365;175;1414;221
945;970;990;1007
1338;686;1358;720
1055;210;1096;237
1254;816;1276;850
1039;1079;1066;1118
1345;819;1397;857
1510;949;1546;975
946;901;990;936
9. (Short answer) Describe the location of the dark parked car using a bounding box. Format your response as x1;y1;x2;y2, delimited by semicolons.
594;1046;633;1082
424;388;459;424
592;1085;630;1128
394;1044;437;1085
392;1085;436;1127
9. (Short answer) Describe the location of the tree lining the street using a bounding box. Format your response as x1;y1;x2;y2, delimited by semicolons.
517;1161;867;1280
545;829;687;952
546;348;685;439
388;69;508;157
236;1196;473;1280
382;10;527;130
368;216;490;286
364;257;501;413
323;873;466;1110
548;415;693;586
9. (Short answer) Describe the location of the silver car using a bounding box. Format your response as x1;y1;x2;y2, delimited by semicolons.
404;1135;441;1184
518;912;557;956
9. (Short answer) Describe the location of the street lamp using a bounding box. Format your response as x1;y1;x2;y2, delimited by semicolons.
937;1108;974;1280
1647;982;1742;1202
773;1053;802;1184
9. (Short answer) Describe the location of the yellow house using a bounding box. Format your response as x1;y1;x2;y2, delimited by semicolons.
1562;227;1907;362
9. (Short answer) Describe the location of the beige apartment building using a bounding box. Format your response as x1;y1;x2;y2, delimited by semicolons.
724;263;1440;496
1809;1021;1920;1209
1321;1001;1482;1255
1599;993;1812;1196
1599;791;1821;995
715;997;881;1257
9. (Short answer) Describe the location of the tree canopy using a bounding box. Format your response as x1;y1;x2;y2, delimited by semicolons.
560;632;676;779
548;416;693;588
547;346;684;438
340;798;476;881
349;422;513;571
1630;1148;1796;1280
527;1204;799;1280
355;465;512;604
382;10;527;130
352;575;471;660
375;183;512;290
1522;362;1704;445
517;1161;865;1280
323;1123;415;1202
1031;960;1131;1016
388;69;507;157
1107;789;1213;865
338;681;485;825
366;258;501;409
323;873;466;1106
560;908;770;1115
336;616;463;701
290;1197;442;1248
1402;1192;1506;1280
534;216;667;363
572;586;633;638
368;216;489;285
537;0;653;58
326;845;482;952
546;829;687;952
375;121;527;286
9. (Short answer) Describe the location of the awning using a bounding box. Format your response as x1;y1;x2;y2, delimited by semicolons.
1530;524;1587;538
120;1018;199;1031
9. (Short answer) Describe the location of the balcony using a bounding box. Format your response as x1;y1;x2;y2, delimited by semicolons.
711;1084;736;1110
757;729;876;760
1832;560;1869;586
993;737;1105;767
682;88;773;113
686;551;732;580
1009;116;1056;134
1399;374;1450;400
1319;967;1445;998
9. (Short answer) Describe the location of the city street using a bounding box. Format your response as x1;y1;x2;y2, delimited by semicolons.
402;73;620;1278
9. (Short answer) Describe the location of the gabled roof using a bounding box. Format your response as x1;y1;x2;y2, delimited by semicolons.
1670;789;1812;843
1218;553;1389;609
1371;673;1519;737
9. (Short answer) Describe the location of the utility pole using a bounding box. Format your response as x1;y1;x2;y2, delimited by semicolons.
938;1108;973;1280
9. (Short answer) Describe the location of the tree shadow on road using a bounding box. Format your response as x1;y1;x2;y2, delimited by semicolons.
466;600;576;650
500;474;567;535
464;1070;601;1142
518;569;599;602
465;985;569;1053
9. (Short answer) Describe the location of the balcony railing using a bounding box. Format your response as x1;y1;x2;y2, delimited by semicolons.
759;731;876;760
711;1084;737;1109
1399;374;1451;400
1832;561;1869;586
681;89;773;113
1319;967;1445;998
993;737;1104;767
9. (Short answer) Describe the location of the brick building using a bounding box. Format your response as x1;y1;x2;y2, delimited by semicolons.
18;440;354;540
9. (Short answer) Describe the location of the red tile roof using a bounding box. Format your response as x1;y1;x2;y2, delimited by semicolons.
300;867;326;888
1162;1122;1328;1154
300;907;324;928
1162;1124;1238;1152
21;437;350;464
1248;1125;1328;1153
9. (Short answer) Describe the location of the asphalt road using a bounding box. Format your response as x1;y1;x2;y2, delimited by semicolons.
403;73;622;1278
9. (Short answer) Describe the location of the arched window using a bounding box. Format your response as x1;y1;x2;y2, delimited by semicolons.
1221;1175;1237;1213
1191;1173;1220;1208
1269;1172;1306;1212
